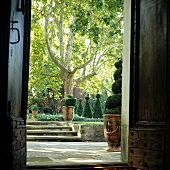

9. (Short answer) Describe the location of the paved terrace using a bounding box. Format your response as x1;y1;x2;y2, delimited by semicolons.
27;142;122;168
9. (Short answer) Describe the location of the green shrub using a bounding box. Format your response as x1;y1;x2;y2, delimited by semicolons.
76;98;83;116
37;113;64;121
31;104;38;111
93;94;103;118
115;60;122;69
112;78;122;94
105;94;121;109
62;95;76;106
82;96;92;118
72;114;85;121
104;59;122;114
28;113;103;122
104;107;121;114
28;113;32;119
113;68;122;80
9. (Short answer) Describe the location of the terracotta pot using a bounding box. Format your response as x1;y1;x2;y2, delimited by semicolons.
32;110;38;120
104;114;121;152
63;106;74;121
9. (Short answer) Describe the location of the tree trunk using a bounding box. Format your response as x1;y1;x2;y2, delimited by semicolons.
63;73;74;97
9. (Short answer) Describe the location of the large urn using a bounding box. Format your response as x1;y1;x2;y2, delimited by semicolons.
63;106;74;121
104;114;121;152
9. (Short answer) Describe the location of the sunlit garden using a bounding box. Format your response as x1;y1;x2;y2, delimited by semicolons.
28;0;124;123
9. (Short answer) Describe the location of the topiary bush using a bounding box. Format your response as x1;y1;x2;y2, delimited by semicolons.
62;95;76;106
82;96;92;118
104;59;122;114
31;103;39;111
76;98;83;116
93;94;103;118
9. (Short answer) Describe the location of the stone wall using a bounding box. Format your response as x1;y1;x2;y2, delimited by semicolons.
69;123;105;142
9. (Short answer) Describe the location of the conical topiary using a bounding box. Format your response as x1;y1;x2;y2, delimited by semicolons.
93;94;103;118
76;98;83;116
104;59;122;114
82;96;92;118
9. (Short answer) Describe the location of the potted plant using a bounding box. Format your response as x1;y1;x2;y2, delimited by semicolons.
103;59;122;152
31;103;39;120
62;95;76;121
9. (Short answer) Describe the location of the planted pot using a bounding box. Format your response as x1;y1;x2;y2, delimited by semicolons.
31;104;38;120
103;59;122;152
63;106;74;121
62;95;76;121
104;114;121;152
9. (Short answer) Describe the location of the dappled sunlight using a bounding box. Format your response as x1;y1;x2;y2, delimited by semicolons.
27;149;52;153
28;147;108;155
27;142;121;167
30;142;108;147
66;158;103;163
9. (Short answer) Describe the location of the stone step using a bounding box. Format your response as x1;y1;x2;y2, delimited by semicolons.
26;121;82;142
26;121;67;126
27;135;82;142
26;125;72;131
27;129;77;136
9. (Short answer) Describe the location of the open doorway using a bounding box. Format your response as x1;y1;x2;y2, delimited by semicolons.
26;0;131;168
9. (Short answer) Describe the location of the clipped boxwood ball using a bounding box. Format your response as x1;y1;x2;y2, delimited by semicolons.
113;68;122;80
112;78;122;94
85;96;90;100
115;60;122;69
62;95;76;106
104;106;121;114
96;94;100;98
105;94;122;109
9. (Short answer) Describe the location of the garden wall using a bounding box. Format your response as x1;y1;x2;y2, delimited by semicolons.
69;123;105;142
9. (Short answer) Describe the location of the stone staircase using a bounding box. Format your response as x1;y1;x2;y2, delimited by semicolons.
26;121;82;142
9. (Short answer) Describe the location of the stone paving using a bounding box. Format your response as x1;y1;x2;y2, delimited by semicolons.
27;142;121;167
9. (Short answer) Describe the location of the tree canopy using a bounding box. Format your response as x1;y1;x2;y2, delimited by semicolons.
29;0;124;100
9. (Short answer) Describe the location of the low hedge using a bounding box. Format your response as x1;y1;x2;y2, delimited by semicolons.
27;113;104;122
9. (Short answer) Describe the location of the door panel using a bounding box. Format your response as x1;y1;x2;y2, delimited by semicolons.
138;0;167;121
128;0;168;169
8;0;25;117
1;0;31;169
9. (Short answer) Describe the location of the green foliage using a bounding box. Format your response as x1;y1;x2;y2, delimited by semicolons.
104;59;122;114
74;101;78;114
28;113;32;119
105;94;121;109
82;96;92;118
115;59;122;69
93;94;103;118
34;113;103;122
28;87;59;114
28;96;42;110
104;107;121;114
30;0;124;97
72;114;85;121
37;113;64;121
76;98;83;116
113;68;122;80
28;0;62;105
112;78;122;94
62;95;76;106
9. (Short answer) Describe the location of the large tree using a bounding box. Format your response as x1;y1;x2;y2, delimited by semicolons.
29;0;123;98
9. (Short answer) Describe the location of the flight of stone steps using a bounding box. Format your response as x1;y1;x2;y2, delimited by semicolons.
26;121;82;142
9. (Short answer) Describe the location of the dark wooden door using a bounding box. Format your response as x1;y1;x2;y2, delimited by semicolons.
0;0;31;169
128;0;169;169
